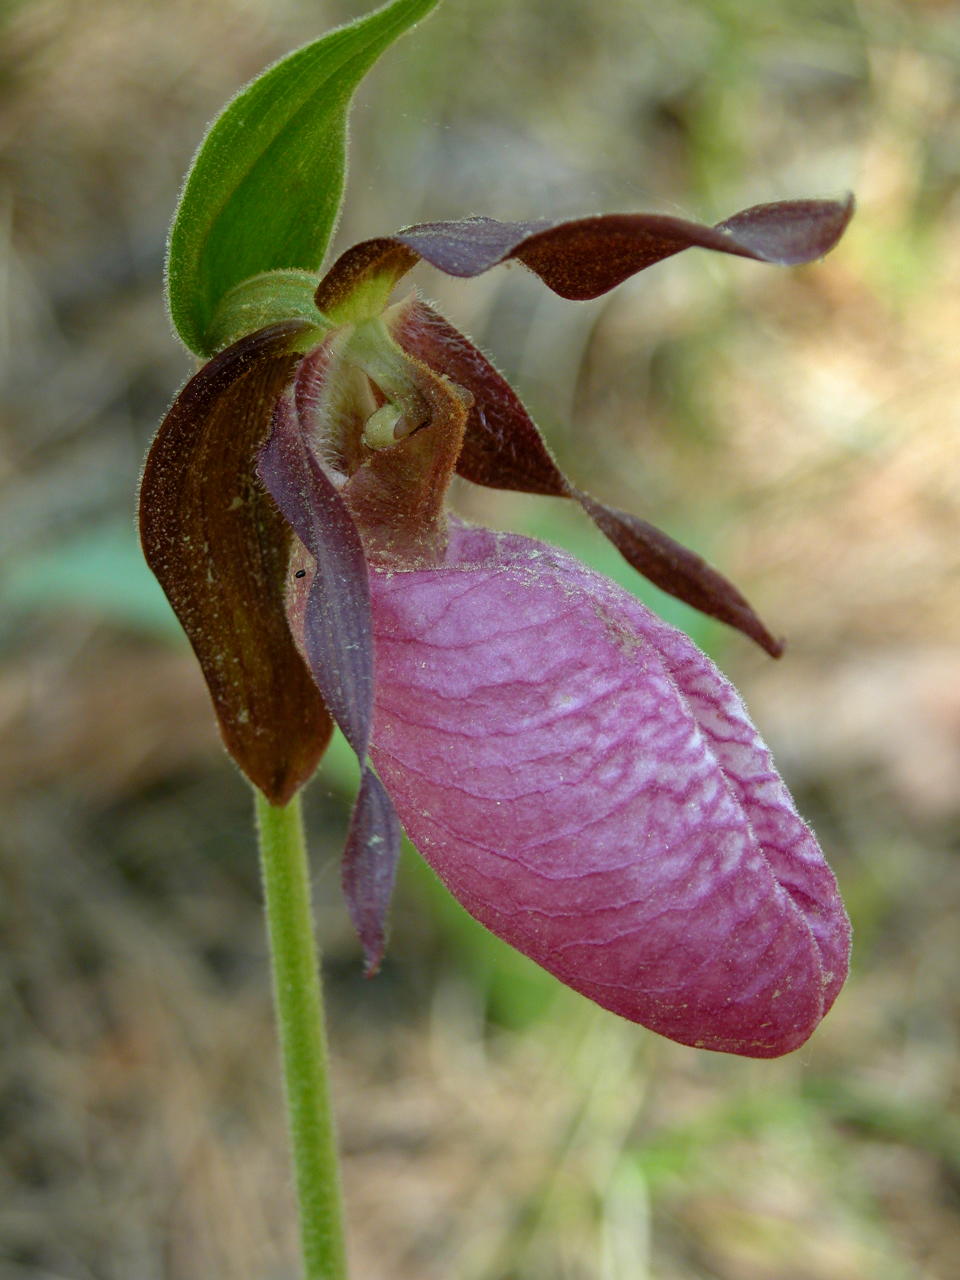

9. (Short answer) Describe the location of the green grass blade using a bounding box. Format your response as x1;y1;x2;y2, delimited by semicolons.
167;0;441;356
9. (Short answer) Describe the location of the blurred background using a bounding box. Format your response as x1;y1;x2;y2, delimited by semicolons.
2;0;959;1275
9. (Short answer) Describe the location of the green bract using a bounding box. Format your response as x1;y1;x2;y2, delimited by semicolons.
166;0;441;357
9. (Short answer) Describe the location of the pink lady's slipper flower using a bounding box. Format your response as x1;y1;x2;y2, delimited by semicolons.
141;199;853;1057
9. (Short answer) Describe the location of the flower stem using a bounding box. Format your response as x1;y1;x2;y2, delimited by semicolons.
254;789;348;1280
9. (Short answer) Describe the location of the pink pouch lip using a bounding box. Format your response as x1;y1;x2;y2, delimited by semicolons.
368;521;850;1058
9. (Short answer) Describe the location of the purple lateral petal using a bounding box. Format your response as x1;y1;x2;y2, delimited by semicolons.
259;393;401;971
259;388;373;749
138;321;332;804
573;490;783;658
392;297;781;655
342;769;403;975
316;196;854;310
716;198;854;266
366;520;850;1057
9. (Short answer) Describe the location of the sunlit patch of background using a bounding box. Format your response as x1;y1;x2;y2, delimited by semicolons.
1;1;958;1276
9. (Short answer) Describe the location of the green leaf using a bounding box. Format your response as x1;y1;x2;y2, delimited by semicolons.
167;0;442;357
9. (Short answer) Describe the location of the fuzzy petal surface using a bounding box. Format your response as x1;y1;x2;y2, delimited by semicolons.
368;523;850;1057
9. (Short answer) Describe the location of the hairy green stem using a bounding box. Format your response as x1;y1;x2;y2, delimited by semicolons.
255;790;348;1280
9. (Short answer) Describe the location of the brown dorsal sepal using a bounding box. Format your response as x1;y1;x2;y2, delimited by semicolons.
138;322;333;803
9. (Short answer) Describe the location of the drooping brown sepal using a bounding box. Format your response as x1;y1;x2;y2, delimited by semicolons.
393;297;782;656
139;322;333;803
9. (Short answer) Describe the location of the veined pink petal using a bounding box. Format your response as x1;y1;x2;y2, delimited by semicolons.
368;522;850;1057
